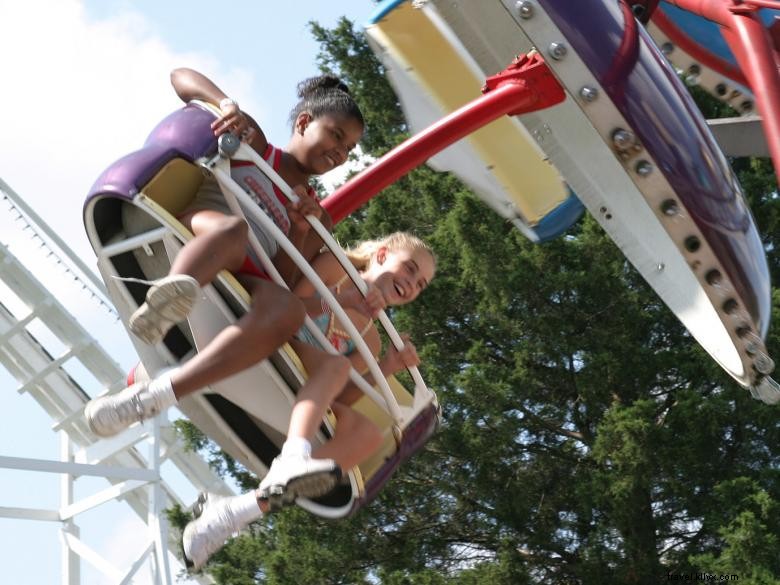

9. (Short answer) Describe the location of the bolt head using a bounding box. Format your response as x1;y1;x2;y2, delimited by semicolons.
612;129;635;150
661;199;679;216
579;86;598;102
635;160;653;177
516;1;534;18
549;42;567;60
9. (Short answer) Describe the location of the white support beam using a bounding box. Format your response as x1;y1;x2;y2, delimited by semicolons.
74;423;151;465
59;479;150;521
0;506;60;521
61;532;124;582
0;455;158;481
61;524;81;585
118;543;154;585
1;178;229;585
707;116;769;158
60;433;80;585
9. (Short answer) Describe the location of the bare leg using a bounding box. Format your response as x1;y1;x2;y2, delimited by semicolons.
286;339;351;440
288;338;383;471
170;280;306;398
171;210;249;284
313;402;384;471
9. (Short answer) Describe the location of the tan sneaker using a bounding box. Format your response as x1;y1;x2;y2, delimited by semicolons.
85;381;156;437
128;274;200;345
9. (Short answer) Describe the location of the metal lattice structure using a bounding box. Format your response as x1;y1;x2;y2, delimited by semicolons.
0;178;230;584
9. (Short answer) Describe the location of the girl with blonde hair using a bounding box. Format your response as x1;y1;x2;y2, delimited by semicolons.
182;231;436;570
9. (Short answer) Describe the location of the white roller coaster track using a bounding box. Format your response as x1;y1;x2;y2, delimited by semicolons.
0;178;229;585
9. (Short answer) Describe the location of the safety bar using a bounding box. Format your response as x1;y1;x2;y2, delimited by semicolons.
208;153;408;424
234;142;433;399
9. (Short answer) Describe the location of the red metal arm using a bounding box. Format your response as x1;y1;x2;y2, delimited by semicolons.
323;53;565;224
652;8;749;86
661;0;780;184
742;0;780;10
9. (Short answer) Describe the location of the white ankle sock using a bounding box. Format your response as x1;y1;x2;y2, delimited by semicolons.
144;370;178;412
227;491;264;528
281;436;311;458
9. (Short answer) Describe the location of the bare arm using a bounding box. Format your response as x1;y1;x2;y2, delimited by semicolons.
170;67;228;104
170;67;268;151
338;332;420;405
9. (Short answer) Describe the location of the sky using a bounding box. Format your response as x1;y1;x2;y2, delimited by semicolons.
0;1;378;583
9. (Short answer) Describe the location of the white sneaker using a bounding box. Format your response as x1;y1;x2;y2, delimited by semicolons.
182;492;238;572
128;274;200;345
84;382;157;437
258;454;341;510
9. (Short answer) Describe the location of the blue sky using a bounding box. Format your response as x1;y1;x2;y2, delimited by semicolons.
0;1;376;583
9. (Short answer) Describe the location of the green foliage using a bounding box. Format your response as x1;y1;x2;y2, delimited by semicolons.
190;16;780;585
174;419;259;491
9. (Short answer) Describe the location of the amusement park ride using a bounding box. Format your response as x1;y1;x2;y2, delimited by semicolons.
4;0;780;583
86;0;780;566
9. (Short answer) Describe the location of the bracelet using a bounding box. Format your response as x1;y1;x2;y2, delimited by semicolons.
219;97;238;110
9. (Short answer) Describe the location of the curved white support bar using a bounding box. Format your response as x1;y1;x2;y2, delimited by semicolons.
210;162;404;424
237;143;432;399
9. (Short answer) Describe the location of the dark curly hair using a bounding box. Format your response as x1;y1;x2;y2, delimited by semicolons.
288;75;365;130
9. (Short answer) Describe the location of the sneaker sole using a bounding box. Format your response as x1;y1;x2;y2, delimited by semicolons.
129;277;199;345
181;524;197;571
260;467;342;511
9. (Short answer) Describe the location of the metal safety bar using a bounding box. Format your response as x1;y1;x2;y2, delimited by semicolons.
208;154;408;425
232;140;434;397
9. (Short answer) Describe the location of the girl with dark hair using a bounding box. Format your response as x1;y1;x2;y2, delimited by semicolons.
84;67;368;507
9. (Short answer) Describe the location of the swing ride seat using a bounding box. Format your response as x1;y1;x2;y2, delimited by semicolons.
365;0;774;395
83;101;439;519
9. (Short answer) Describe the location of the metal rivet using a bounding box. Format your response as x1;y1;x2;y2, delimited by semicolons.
657;263;665;272
218;133;240;158
612;128;636;150
635;160;653;176
684;235;701;253
579;86;598;102
516;1;534;19
705;269;723;286
715;83;727;96
723;299;739;315
741;100;753;112
661;42;674;55
549;42;568;60
688;64;701;76
661;199;679;216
